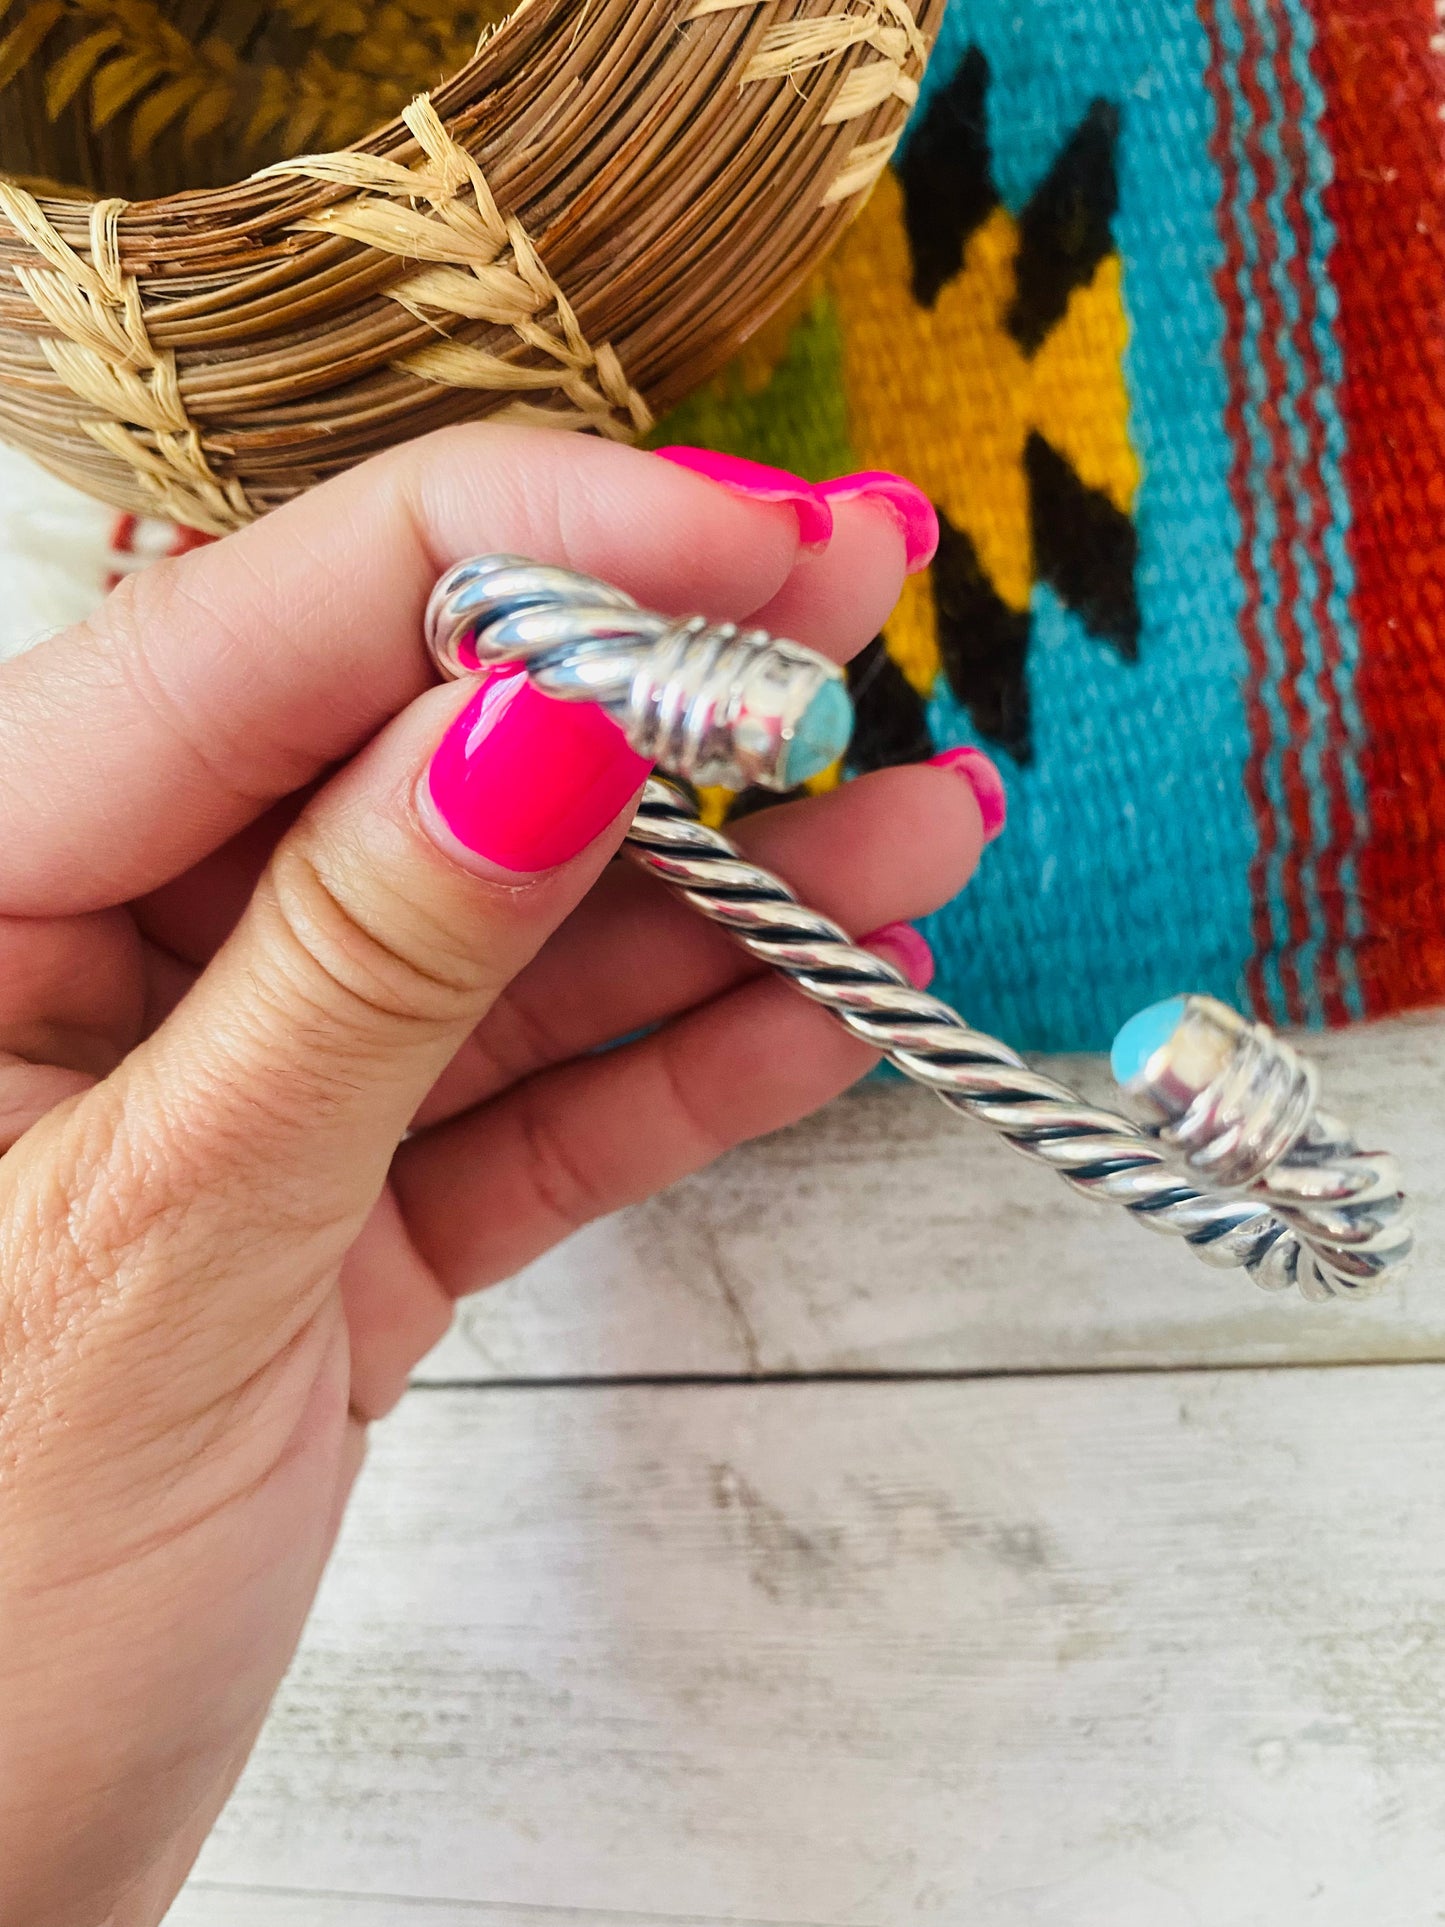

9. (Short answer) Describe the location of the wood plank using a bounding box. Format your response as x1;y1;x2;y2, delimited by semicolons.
416;1010;1445;1381
185;1370;1445;1924
171;1885;768;1926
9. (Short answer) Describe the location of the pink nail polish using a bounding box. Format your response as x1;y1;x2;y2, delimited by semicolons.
652;446;834;552
422;671;651;875
816;471;939;574
928;745;1008;844
861;920;935;990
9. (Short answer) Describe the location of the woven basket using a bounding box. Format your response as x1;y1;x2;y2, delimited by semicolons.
0;0;939;534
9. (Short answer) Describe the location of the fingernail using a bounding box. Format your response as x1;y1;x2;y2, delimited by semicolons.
862;920;935;990
816;471;939;574
928;745;1008;844
652;446;834;552
421;672;651;876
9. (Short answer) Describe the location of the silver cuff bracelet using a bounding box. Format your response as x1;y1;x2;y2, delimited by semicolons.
426;553;1412;1302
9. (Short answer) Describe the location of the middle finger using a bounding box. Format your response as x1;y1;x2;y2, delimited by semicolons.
413;756;986;1128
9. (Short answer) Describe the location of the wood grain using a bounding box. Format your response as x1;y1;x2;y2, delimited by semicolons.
180;1370;1445;1926
417;1010;1445;1382
171;1888;745;1925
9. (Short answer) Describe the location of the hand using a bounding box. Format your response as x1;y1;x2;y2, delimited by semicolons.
0;427;987;1925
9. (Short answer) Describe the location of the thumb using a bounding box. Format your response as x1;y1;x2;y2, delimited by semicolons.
156;671;650;1201
14;670;647;1385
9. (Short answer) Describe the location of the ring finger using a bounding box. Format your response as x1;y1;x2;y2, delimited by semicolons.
413;754;987;1127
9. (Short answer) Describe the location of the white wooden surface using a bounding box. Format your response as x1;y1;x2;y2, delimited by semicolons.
178;1370;1445;1925
167;1014;1443;1926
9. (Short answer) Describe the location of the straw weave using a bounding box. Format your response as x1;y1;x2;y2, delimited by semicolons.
0;0;939;527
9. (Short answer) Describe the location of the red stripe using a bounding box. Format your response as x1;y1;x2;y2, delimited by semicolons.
1312;0;1445;1015
1232;0;1319;1024
1269;10;1355;1025
1199;0;1287;1021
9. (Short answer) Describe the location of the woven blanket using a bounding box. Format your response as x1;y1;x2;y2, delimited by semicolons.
662;0;1445;1050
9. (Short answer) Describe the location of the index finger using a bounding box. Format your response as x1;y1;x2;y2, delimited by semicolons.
0;424;812;917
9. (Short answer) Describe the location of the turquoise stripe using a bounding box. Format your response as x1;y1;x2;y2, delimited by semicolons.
1247;0;1333;1023
900;1;1258;1051
1221;0;1367;1020
1280;0;1369;1015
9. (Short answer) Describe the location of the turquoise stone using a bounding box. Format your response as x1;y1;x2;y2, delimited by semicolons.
1110;995;1189;1089
780;678;853;788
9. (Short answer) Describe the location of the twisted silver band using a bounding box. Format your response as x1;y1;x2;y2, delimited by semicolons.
426;554;1413;1302
625;781;1409;1301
